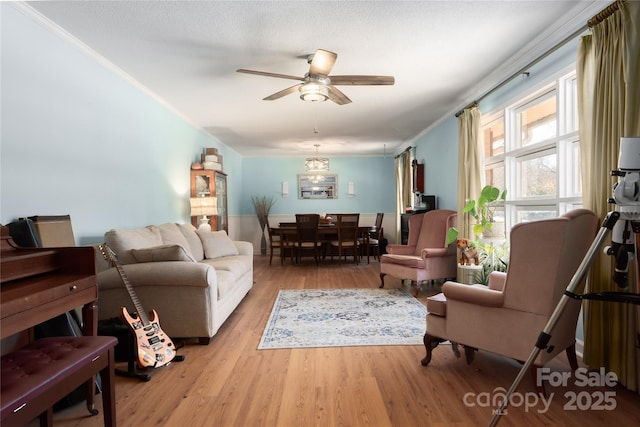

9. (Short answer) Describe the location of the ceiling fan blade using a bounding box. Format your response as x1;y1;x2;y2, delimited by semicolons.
236;69;304;81
327;86;352;105
330;75;395;85
263;84;302;101
308;49;337;77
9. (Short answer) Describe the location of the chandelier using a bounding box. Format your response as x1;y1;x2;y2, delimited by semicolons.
305;144;329;171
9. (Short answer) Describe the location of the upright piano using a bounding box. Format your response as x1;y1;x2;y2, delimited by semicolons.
0;225;98;350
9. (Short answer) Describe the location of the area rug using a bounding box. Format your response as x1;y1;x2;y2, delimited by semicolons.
258;288;427;349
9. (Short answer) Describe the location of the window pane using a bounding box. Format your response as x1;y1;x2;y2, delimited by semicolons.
516;207;557;222
517;152;557;197
485;165;505;190
519;95;557;147
483;118;504;158
565;77;578;133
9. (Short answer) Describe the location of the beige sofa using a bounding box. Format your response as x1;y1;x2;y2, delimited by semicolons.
96;223;253;344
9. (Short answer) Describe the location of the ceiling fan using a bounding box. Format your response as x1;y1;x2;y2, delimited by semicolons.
236;49;394;105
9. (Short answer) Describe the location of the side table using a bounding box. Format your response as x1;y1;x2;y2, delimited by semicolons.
457;263;483;285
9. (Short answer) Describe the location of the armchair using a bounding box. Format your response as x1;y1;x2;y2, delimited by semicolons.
422;209;599;393
379;209;457;296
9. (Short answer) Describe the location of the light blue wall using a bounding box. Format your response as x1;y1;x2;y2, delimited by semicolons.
240;157;395;215
0;4;242;244
413;116;459;211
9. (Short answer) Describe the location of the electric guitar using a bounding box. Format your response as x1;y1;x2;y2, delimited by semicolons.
99;244;176;368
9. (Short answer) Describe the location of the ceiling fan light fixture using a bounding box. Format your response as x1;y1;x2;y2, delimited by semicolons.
299;82;329;103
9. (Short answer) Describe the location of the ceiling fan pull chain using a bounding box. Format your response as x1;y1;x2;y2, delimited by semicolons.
313;104;320;134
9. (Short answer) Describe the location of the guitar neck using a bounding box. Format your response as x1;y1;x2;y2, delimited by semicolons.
113;262;151;326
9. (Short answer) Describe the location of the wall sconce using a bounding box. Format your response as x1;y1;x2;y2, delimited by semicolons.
347;182;355;197
282;181;289;197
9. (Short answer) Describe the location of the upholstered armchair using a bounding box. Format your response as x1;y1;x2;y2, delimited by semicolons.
422;209;599;392
380;209;457;295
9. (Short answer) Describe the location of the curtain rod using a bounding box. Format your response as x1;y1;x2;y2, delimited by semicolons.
588;0;622;27
455;0;622;118
394;146;412;159
454;22;588;117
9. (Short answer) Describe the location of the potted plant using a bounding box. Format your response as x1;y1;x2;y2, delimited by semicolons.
251;195;276;255
445;186;508;285
446;185;507;244
475;239;509;285
464;185;507;239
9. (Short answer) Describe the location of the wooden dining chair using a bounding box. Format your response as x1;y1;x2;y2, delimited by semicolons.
293;214;322;264
359;212;384;263
266;217;293;265
329;213;361;265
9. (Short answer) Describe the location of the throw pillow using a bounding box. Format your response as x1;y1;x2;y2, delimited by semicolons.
131;244;196;263
104;226;163;265
157;223;194;259
197;230;239;259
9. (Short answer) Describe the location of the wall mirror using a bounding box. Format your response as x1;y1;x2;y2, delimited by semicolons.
298;174;338;199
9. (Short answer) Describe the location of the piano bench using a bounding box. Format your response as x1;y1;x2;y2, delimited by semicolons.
1;336;118;427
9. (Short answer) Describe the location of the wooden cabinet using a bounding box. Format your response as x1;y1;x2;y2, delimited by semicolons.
190;170;228;233
412;160;424;193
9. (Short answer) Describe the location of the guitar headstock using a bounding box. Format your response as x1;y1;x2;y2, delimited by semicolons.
98;243;118;267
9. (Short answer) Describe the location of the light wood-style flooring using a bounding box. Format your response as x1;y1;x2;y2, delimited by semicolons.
44;255;639;427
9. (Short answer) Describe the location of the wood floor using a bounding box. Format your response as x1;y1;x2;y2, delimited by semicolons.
45;255;639;427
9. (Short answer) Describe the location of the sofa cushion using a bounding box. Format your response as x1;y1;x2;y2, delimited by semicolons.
178;224;205;262
205;255;252;278
426;292;447;317
380;254;425;268
214;270;235;300
157;223;194;258
131;244;196;263
197;230;239;259
104;226;163;265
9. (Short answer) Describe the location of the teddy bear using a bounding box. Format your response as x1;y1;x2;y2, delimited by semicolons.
457;238;479;266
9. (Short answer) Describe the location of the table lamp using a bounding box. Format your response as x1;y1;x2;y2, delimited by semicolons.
190;197;218;232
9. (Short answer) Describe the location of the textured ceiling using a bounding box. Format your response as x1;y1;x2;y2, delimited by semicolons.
24;1;602;157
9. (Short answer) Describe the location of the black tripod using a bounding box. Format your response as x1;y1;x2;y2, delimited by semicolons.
488;210;640;426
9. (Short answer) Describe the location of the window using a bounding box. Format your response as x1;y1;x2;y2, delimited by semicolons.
482;70;581;233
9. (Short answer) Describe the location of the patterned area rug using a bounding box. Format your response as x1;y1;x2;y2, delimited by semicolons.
258;288;427;349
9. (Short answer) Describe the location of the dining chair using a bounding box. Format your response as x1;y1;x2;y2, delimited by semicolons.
293;214;322;264
328;213;361;265
266;217;293;265
359;212;384;263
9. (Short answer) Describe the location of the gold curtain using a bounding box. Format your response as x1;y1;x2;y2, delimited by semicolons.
577;0;640;392
457;106;484;239
394;150;412;242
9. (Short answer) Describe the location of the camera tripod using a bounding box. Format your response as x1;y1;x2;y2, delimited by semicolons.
488;210;640;427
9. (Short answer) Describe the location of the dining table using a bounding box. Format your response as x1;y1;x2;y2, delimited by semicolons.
273;222;376;264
